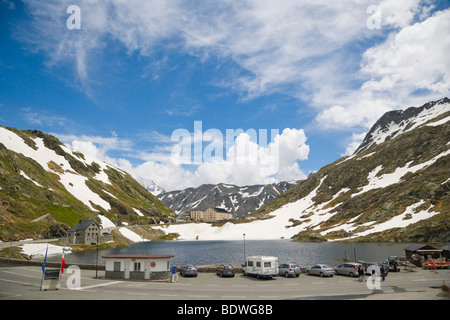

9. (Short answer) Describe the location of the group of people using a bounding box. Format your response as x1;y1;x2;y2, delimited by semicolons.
357;264;387;282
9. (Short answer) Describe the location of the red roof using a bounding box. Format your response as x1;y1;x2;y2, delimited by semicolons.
102;254;174;259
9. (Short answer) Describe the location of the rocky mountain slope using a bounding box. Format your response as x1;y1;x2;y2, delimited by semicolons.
158;181;298;217
155;98;450;242
0;126;174;241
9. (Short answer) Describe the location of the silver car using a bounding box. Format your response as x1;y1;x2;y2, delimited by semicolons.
278;263;300;277
335;262;362;277
306;264;336;277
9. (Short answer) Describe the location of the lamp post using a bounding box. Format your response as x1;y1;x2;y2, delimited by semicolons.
243;233;246;265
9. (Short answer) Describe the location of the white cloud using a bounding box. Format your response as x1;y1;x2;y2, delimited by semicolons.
315;7;450;136
361;9;450;95
21;107;68;127
59;128;310;191
134;128;309;191
18;1;450;159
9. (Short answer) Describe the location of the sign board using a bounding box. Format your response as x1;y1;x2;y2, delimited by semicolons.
171;266;177;275
41;268;61;291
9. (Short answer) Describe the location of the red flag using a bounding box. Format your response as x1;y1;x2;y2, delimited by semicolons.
61;247;66;274
61;257;66;273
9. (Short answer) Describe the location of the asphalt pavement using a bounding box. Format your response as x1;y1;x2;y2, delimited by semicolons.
0;263;449;301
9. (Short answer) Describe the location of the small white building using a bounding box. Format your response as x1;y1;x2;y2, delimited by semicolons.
103;254;175;281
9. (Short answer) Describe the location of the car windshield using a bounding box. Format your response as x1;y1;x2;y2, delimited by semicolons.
291;265;299;268
224;265;233;269
322;265;332;268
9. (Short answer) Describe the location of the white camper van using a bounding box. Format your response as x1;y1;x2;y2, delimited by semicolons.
242;256;279;279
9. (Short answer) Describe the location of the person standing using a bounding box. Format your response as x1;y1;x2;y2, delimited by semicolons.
381;265;386;281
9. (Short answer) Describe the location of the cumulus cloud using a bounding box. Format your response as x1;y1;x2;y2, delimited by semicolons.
315;6;450;136
135;128;309;191
59;128;310;191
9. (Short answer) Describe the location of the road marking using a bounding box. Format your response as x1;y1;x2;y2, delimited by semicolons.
128;292;148;296
0;292;22;300
160;294;178;297
73;281;122;291
0;277;39;287
0;269;41;279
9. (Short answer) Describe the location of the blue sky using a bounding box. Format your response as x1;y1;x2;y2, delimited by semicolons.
1;0;449;191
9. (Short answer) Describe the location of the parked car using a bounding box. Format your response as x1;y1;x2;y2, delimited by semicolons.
335;262;362;277
179;264;198;277
306;264;336;277
216;264;235;277
278;263;301;278
382;259;399;272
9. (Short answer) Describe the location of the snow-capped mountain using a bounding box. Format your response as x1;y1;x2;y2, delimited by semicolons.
158;181;298;217
0;126;173;241
155;98;450;242
136;176;166;196
355;97;450;154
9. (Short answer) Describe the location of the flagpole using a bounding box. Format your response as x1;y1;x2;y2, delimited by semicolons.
40;244;49;291
60;230;69;280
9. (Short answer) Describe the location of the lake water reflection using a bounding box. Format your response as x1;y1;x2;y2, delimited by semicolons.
65;240;409;267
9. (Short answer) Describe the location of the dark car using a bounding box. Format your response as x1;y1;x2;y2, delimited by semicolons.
216;264;235;277
179;264;198;277
382;259;399;272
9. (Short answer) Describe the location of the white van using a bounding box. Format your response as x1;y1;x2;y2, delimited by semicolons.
242;256;279;279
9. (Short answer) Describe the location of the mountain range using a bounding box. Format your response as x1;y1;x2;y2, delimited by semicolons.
158;181;298;217
0;127;174;241
155;98;450;242
0;97;448;243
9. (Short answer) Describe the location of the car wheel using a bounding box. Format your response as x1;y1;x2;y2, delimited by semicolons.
320;272;324;277
285;272;290;278
349;272;354;277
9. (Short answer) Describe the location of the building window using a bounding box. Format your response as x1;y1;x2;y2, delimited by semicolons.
134;262;141;271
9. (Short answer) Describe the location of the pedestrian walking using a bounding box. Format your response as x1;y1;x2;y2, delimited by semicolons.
381;265;386;281
358;265;365;282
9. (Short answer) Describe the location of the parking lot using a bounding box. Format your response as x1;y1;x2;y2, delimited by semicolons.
0;263;449;300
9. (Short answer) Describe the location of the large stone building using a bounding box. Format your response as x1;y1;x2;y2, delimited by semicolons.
68;220;100;245
188;207;232;222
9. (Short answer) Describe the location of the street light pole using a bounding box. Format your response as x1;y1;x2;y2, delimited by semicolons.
95;232;99;278
243;233;246;264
